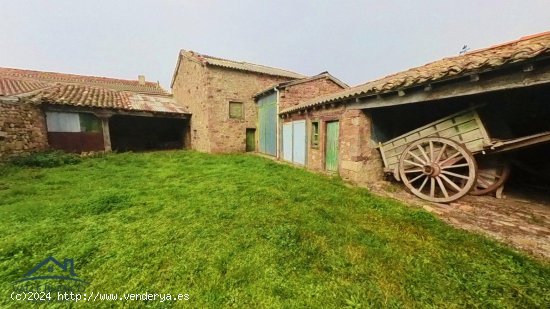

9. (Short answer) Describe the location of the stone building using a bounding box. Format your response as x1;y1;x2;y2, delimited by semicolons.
280;31;550;193
170;50;305;153
0;67;189;159
253;72;348;158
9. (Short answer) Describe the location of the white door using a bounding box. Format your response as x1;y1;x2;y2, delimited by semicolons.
292;120;306;165
282;122;293;162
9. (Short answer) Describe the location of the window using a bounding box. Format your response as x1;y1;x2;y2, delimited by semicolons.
311;120;320;148
229;102;244;119
79;114;102;133
46;112;80;132
45;112;101;133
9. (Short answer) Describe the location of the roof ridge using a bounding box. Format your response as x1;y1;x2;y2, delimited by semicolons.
0;67;170;95
464;30;550;56
194;51;297;71
281;30;550;114
181;49;305;78
0;67;159;86
348;31;550;90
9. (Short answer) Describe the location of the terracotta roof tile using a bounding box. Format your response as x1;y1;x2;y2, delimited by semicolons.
29;84;188;115
282;31;550;114
183;50;306;79
0;67;169;95
0;77;50;96
253;72;349;98
36;84;132;109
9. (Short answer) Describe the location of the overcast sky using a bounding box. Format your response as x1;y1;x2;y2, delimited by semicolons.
1;1;550;90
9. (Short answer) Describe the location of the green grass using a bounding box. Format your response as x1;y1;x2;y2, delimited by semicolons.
0;151;548;308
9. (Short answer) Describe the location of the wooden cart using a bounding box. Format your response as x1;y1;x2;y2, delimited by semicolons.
379;108;550;203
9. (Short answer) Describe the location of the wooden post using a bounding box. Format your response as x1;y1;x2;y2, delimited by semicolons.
94;111;113;152
101;117;111;152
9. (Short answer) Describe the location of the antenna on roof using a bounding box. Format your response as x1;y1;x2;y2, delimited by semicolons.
459;45;470;55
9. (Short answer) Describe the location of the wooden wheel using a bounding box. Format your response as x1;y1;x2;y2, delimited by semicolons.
469;156;510;196
399;137;477;203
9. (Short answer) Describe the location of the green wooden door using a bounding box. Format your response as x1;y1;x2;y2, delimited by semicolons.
325;121;339;172
246;129;255;152
257;93;277;156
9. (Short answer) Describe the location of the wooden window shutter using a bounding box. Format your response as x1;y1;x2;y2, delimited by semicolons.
229;102;244;119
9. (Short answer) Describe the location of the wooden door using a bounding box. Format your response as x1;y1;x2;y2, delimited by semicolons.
257;93;277;156
325;121;339;172
292;120;306;165
246;128;255;152
282;122;293;162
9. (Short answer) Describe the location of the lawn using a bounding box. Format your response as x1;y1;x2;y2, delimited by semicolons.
0;151;548;308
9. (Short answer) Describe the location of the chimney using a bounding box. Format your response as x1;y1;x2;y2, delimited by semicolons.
138;75;146;85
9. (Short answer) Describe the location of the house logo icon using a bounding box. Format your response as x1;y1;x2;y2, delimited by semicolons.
13;256;89;293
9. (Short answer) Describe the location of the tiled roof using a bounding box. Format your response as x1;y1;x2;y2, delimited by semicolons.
36;84;131;109
281;31;550;114
254;72;349;98
0;67;169;95
182;50;306;79
0;77;50;96
32;84;188;115
129;93;188;114
0;67;186;115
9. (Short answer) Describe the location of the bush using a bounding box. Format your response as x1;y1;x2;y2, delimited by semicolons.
9;150;82;168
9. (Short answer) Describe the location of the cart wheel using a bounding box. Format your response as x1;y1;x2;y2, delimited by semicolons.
399;137;477;203
470;156;510;196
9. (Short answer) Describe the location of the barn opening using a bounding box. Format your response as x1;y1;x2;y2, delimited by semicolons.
109;115;188;151
370;84;550;203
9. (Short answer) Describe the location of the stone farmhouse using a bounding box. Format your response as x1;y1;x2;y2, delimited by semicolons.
0;68;189;159
1;31;550;200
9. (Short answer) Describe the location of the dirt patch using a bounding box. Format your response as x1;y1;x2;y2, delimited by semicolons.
368;181;550;260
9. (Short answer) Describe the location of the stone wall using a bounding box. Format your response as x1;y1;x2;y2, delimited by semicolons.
0;100;48;159
204;66;290;153
172;53;293;153
171;54;211;152
279;78;344;111
283;106;385;184
339;109;384;185
307;105;345;171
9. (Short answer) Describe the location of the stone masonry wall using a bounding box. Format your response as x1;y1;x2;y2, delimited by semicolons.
0;101;48;160
172;55;211;152
206;66;290;153
339;109;384;185
283;106;385;184
305;105;345;171
279;78;344;111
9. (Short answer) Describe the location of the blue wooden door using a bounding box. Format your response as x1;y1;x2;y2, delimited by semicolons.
257;93;277;156
292;120;306;165
282;122;293;162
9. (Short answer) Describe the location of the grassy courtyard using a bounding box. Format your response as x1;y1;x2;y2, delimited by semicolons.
0;151;548;308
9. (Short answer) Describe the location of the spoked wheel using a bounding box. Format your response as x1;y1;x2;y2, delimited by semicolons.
399;137;477;203
469;156;510;196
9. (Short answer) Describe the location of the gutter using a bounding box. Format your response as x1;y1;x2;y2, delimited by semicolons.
274;86;281;159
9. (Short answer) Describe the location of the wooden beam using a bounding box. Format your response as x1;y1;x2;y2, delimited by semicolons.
349;67;550;110
42;105;188;119
98;116;112;152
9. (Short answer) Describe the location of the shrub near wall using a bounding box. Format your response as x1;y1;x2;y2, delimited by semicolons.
0;101;48;160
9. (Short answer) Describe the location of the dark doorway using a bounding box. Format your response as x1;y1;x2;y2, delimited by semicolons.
246;128;256;152
109;115;187;151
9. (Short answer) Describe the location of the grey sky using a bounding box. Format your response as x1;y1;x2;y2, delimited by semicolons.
2;1;550;90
